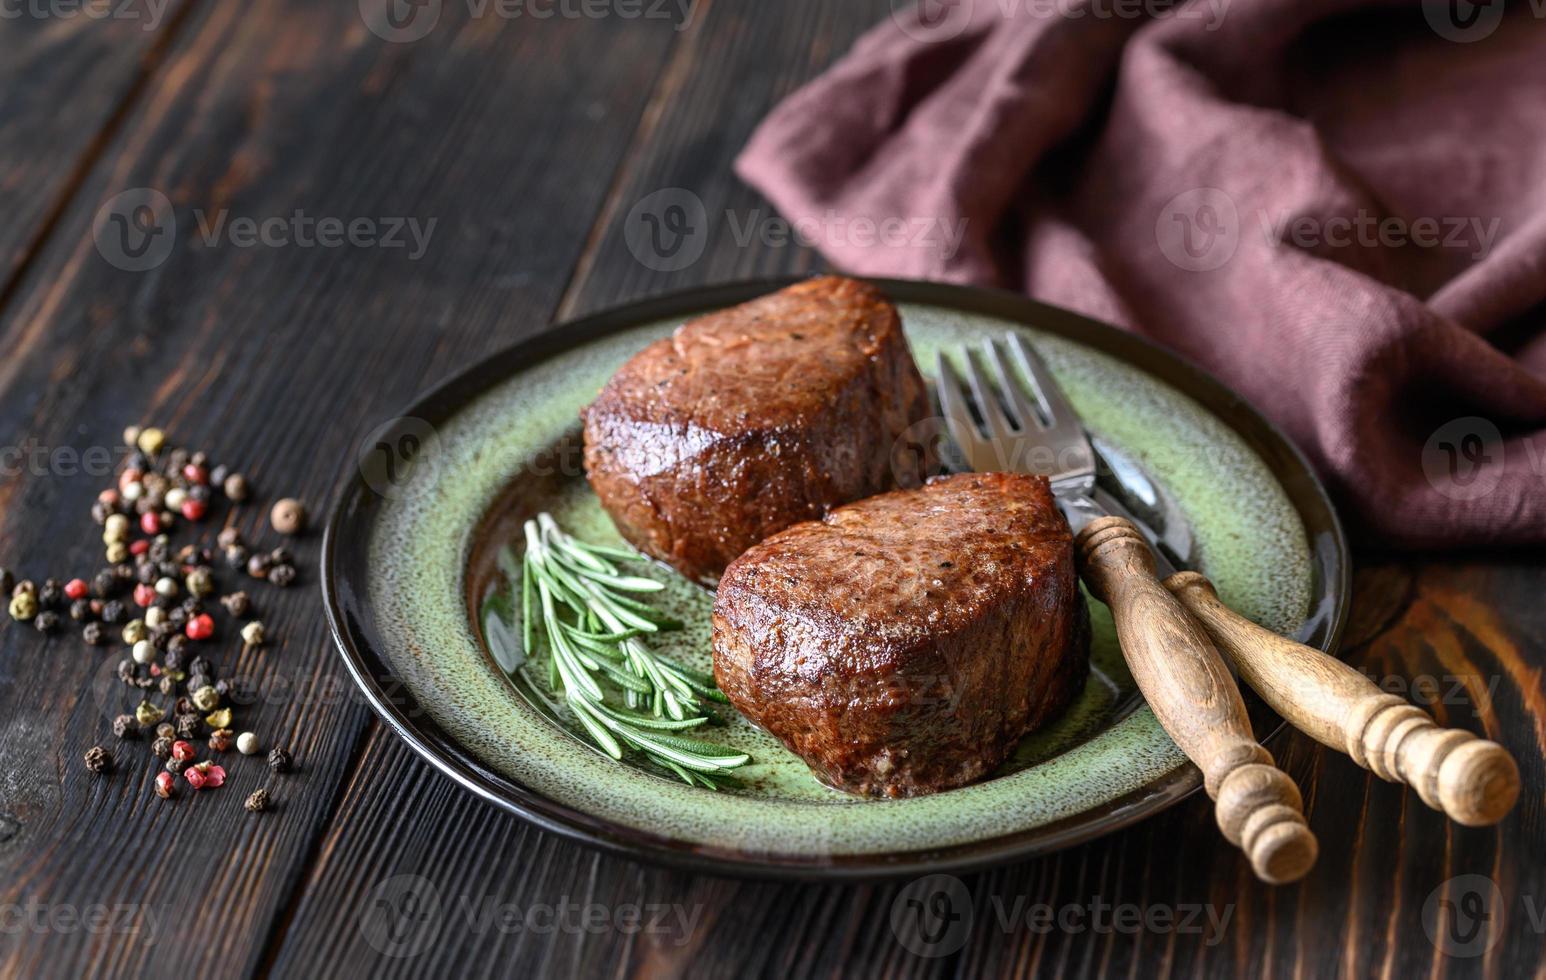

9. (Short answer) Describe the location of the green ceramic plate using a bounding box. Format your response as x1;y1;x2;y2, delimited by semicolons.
322;278;1348;880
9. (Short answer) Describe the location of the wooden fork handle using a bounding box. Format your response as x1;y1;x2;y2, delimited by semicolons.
1077;516;1318;884
1164;571;1520;827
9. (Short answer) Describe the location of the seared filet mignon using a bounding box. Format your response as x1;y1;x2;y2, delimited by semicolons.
712;472;1089;798
582;276;931;585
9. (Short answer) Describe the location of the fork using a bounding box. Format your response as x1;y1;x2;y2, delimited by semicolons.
937;336;1319;884
940;336;1521;846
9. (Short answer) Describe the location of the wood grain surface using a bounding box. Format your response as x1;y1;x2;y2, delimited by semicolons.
0;2;1540;977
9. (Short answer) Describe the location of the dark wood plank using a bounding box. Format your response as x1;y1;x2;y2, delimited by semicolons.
0;2;191;286
262;2;1545;978
0;3;681;977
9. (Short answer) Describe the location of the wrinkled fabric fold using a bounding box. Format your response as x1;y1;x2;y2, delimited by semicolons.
736;0;1546;548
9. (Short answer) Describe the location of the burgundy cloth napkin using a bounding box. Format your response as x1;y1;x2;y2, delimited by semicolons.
736;0;1546;549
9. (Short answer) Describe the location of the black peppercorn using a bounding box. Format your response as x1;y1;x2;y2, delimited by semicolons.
181;597;204;617
209;464;229;488
175;713;202;739
100;600;127;625
126;450;148;471
151;736;173;760
269;548;293;566
244;788;269;813
39;580;64;609
149;540;171;564
167;607;188;631
82;622;105;646
164;756;187;775
188;656;213;679
174;695;194;715
70;599;94;623
221;591;251;618
83;746;113;774
164;637;187;666
92;570;117;599
267;748;292;773
225;545;249;570
136;563;157;586
112;714;140;739
188;484;211;504
269;564;297;588
116;659;137;685
34;611;61;634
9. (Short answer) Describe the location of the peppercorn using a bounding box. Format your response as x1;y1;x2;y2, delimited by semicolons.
270;498;306;535
105;542;129;564
38;580;63;609
245;552;271;580
237;732;260;755
33;611;61;634
182;499;208;522
132;583;155;608
83;746;112;774
240;621;265;648
244;788;269;813
180;597;204;618
137;427;165;456
267;747;293;773
154;771;175;798
164;756;187;775
224;473;249;501
214;527;241;550
175;713;202;739
208;729;233;752
99;600;125;625
165;636;188;665
90;571;115;600
153;576;177;599
171;739;196;762
269;548;293;566
9;592;38;622
69;599;93;623
152;721;173;740
103;513;130;544
191;685;219;712
158;674;177;696
149;736;173;760
82;622;105;646
122;620;147;645
221;545;247;571
205;707;232;730
185;613;215;641
110;714;139;739
189;654;214;678
221;591;251;618
269;564;297;588
116;659;137;685
135;701;164;726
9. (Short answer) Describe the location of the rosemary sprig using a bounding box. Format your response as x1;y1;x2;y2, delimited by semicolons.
520;513;749;788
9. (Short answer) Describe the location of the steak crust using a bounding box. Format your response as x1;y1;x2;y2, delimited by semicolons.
712;472;1089;798
582;276;930;585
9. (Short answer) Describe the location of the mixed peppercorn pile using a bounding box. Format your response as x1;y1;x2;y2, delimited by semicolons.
4;425;310;813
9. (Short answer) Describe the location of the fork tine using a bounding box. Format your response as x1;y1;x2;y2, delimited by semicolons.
934;351;982;454
1007;334;1079;431
962;347;1014;440
982;338;1043;430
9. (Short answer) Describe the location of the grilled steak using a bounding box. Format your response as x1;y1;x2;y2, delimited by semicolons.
582;276;931;585
712;472;1089;798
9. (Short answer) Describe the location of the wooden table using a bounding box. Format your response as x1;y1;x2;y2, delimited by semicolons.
0;2;1538;976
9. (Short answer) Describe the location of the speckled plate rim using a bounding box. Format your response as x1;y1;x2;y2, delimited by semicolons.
321;277;1350;882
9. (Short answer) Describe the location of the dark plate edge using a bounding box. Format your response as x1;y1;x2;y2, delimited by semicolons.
320;276;1351;883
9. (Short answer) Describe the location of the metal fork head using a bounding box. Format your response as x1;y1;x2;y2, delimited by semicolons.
935;334;1097;495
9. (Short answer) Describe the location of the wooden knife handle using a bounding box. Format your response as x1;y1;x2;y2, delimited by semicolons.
1077;516;1318;884
1164;571;1520;827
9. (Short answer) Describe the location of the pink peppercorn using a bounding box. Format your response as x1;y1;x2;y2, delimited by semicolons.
140;512;162;535
184;767;207;790
133;583;156;608
98;488;120;506
171;740;195;762
185;613;215;641
64;579;88;601
183;463;208;485
155;771;175;798
181;499;208;522
130;540;150;556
